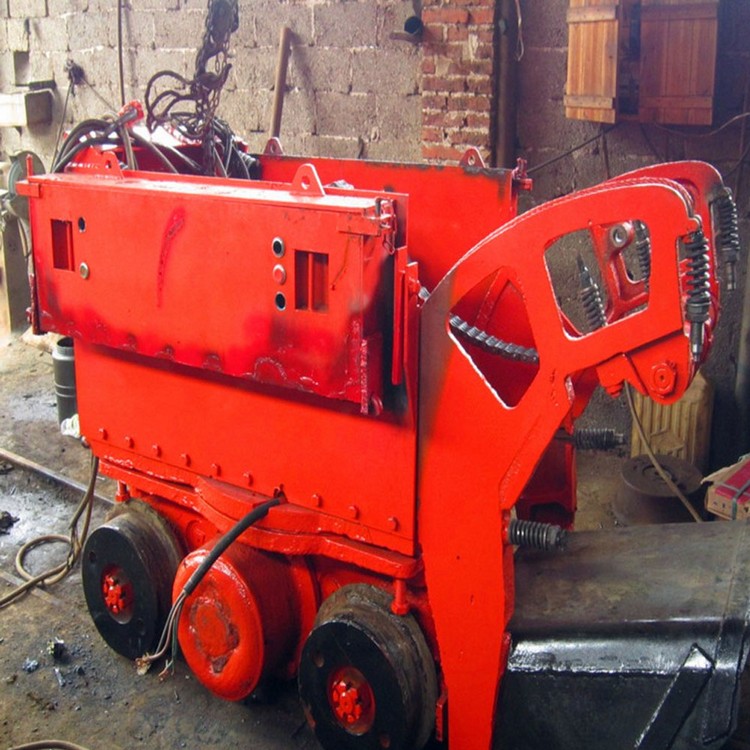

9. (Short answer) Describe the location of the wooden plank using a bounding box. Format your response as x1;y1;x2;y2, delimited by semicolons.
567;6;617;23
565;106;617;123
564;94;616;108
639;96;713;108
565;0;619;122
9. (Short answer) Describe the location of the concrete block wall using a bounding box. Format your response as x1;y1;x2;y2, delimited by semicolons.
0;0;426;168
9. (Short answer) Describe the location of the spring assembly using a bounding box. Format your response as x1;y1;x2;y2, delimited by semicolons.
683;228;712;363
449;314;540;365
573;427;625;451
577;256;607;332
507;519;566;551
634;221;651;289
716;188;740;292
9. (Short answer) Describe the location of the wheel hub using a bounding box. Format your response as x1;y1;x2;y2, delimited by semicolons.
101;565;134;621
329;667;375;734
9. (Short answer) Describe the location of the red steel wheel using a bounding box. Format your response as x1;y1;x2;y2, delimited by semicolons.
82;500;182;659
299;584;438;750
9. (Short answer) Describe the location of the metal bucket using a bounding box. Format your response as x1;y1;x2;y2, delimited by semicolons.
53;336;77;425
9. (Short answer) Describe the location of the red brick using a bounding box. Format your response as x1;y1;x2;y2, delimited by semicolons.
423;111;443;126
421;57;436;75
421;126;444;143
469;7;495;24
422;75;468;93
466;112;491;129
451;94;491;112
466;76;493;95
448;128;490;146
422;94;448;110
448;59;493;77
473;42;495;60
425;110;467;128
422;7;470;24
446;26;469;42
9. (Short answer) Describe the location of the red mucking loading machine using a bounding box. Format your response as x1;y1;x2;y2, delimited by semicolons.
19;29;750;750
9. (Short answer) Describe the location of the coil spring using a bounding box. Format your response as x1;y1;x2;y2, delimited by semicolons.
573;427;625;451
577;256;607;332
634;221;651;288
507;519;566;551
683;228;712;362
716;188;740;292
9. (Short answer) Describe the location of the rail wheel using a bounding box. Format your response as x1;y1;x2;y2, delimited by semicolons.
82;500;182;659
298;584;438;750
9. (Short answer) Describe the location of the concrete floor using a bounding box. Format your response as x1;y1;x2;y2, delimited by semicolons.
0;332;704;750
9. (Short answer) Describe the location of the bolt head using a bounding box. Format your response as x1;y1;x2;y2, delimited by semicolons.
650;361;677;396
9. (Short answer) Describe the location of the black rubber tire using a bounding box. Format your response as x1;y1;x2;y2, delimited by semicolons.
298;584;438;750
82;500;182;659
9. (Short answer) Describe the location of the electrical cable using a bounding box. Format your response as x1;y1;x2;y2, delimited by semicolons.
0;455;100;609
625;384;703;523
50;81;73;170
514;0;524;61
84;78;116;112
135;496;281;676
527;125;618;175
652;110;750;141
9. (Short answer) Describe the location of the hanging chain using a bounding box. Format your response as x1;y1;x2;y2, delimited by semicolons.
145;0;238;145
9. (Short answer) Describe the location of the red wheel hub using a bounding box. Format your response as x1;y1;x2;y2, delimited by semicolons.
328;666;376;735
101;565;134;621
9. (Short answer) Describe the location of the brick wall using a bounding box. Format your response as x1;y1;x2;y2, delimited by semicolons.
420;0;496;164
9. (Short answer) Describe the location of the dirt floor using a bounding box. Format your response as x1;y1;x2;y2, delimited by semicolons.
0;331;698;750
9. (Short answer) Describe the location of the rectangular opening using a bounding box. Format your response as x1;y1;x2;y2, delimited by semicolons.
311;252;329;311
51;219;74;271
295;250;329;311
295;250;310;310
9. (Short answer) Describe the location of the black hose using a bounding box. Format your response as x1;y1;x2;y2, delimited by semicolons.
130;130;179;173
54;135;119;173
181;498;281;596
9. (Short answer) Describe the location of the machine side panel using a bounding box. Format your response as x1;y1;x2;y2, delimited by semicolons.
29;174;396;409
76;342;417;555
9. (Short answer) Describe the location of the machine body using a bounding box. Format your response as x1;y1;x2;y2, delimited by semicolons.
21;138;750;749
